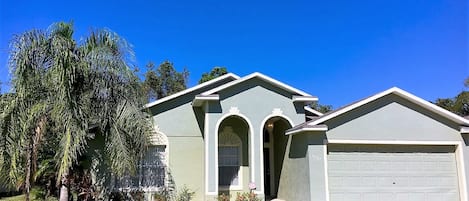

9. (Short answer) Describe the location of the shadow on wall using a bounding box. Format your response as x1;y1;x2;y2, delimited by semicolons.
288;133;326;159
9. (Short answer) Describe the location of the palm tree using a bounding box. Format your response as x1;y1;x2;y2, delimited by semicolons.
1;22;152;201
0;29;51;201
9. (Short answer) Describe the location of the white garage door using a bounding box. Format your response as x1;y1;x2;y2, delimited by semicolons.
328;144;460;201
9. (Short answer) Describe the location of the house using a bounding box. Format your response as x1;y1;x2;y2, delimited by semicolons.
138;72;469;201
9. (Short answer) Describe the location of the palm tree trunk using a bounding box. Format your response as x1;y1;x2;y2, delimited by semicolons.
59;171;69;201
25;143;31;201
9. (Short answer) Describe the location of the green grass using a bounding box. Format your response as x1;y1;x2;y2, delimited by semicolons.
0;194;25;201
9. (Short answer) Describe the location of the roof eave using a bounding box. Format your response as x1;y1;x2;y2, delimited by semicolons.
192;95;220;107
285;124;328;135
292;95;318;105
144;73;239;108
307;87;469;127
461;126;469;134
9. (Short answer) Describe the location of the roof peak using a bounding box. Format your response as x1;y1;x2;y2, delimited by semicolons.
144;73;240;108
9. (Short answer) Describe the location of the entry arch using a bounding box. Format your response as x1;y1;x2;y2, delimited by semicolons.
259;112;294;198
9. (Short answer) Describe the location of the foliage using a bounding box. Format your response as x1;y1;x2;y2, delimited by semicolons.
0;195;25;201
217;192;260;201
109;189;145;201
198;67;228;84
175;185;195;201
142;61;189;101
1;21;153;200
310;102;333;113
234;192;260;201
435;91;469;116
216;193;230;201
434;77;469;116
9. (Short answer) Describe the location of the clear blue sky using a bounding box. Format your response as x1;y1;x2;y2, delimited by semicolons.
0;0;467;107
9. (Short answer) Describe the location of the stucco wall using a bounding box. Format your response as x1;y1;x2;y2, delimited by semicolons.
167;136;204;200
149;78;236;200
277;133;329;201
325;95;462;142
205;80;306;196
313;95;465;201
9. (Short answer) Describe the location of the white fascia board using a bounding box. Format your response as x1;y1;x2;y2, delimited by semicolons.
285;125;328;135
144;73;239;108
308;87;469;126
461;127;469;134
192;95;220;107
393;88;469;126
292;95;318;103
201;72;312;97
304;106;324;116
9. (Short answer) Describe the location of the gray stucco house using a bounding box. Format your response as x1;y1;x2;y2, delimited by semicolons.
136;72;469;201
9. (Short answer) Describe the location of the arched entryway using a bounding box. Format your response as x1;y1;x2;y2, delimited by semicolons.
217;115;251;194
262;117;292;199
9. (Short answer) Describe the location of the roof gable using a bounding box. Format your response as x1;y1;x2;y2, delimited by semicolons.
201;72;317;100
309;87;469;126
144;73;240;108
287;87;469;135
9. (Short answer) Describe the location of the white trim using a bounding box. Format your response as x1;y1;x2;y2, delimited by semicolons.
259;113;294;196
308;87;469;126
201;72;312;97
325;139;468;201
456;142;468;201
285;125;328;135
193;95;220;107
326;139;461;145
204;103;212;195
461;126;469;134
292;95;318;103
194;95;220;101
304;106;324;116
323;141;330;201
144;73;239;108
214;111;255;193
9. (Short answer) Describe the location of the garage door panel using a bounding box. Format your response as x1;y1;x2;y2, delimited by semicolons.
328;145;460;201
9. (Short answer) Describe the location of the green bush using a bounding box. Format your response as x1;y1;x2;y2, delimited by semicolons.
217;193;230;201
175;186;195;201
234;192;260;201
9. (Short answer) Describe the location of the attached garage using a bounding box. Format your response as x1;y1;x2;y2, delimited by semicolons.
327;144;461;201
282;87;469;201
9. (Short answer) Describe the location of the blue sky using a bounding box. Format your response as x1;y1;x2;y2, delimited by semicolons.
0;0;467;107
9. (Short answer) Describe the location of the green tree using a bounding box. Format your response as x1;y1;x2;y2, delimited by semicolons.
310;102;333;113
198;66;228;84
1;22;152;201
435;77;469;116
142;61;188;101
0;28;51;201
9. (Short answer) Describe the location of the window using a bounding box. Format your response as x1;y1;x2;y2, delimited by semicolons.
218;126;242;187
115;145;167;190
141;146;166;188
219;146;240;186
115;129;168;191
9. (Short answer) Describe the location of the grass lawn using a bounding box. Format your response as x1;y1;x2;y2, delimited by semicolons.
0;195;25;201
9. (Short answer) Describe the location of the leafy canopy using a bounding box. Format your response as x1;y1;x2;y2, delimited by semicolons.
0;22;153;200
142;61;189;101
198;66;228;84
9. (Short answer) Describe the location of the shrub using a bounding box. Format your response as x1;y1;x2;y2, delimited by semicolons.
217;193;230;201
175;186;195;201
235;192;260;201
